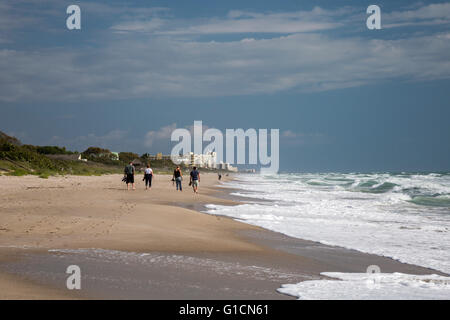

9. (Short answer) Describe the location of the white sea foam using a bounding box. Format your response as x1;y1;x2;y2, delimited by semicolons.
278;272;450;300
47;248;308;282
207;173;450;273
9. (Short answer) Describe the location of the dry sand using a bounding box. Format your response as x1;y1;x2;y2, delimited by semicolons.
0;173;259;252
0;173;442;299
0;173;267;299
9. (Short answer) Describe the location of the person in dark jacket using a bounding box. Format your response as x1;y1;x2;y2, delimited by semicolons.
124;162;135;190
190;166;200;194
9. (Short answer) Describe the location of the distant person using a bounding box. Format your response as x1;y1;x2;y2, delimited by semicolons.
143;164;153;190
218;173;222;180
190;166;200;194
173;166;183;191
124;161;135;190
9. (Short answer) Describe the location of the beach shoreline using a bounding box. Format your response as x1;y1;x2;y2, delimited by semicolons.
0;173;445;299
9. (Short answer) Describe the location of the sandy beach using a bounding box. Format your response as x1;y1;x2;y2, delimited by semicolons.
0;173;444;299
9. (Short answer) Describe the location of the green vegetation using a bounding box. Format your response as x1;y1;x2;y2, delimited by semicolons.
24;145;75;155
80;147;118;165
0;131;21;146
0;143;123;177
119;152;139;164
0;132;123;177
0;130;179;178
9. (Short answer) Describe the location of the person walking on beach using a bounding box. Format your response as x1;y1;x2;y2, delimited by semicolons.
143;164;153;190
124;161;135;190
173;166;182;191
190;166;200;194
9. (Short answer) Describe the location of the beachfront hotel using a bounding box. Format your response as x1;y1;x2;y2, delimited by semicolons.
171;151;238;171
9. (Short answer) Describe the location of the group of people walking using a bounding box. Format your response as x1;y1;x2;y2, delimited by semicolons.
123;162;200;193
172;165;200;193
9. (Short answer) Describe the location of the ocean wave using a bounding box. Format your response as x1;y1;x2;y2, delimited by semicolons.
208;172;450;273
278;272;450;300
408;195;450;208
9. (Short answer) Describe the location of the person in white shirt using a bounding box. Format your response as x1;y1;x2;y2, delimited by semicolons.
143;164;153;190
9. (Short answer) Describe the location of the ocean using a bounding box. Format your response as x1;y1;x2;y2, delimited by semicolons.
206;172;450;299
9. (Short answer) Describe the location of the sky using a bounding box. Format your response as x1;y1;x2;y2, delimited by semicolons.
0;0;449;172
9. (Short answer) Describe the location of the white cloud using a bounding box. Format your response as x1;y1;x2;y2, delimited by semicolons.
282;131;328;145
387;3;450;20
49;130;129;152
3;30;450;102
145;123;177;147
282;130;302;138
1;3;450;102
47;127;179;154
144;122;214;148
110;18;166;32
383;3;450;28
157;18;339;35
113;7;348;34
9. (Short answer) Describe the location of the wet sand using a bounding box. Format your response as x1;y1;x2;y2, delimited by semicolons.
0;173;444;299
